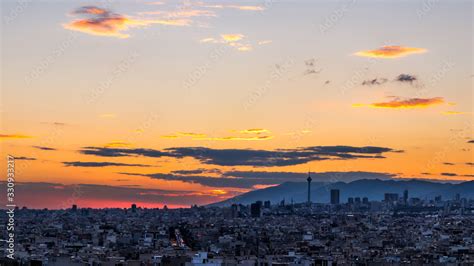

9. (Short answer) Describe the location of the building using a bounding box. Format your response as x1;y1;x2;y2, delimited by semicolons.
384;193;399;203
330;189;340;204
263;201;271;209
131;203;137;213
403;190;409;204
250;201;262;218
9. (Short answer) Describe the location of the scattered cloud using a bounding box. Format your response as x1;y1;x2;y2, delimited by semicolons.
354;45;427;59
466;163;474;166
258;40;272;45
14;156;37;161
104;141;132;148
177;132;207;138
443;162;455;166
0;134;32;140
171;168;222;175
32;146;57;151
442;111;469;115
63;6;190;39
161;135;180;139
63;161;151;167
468;140;474;144
221;34;244;42
81;145;399;167
238;128;270;134
162;131;273;141
361;78;388;86
200;33;253;52
395;74;417;83
200;136;273;141
354;97;445;109
441;172;458;177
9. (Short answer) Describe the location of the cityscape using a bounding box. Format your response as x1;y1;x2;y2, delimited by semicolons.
1;0;473;265
1;175;474;265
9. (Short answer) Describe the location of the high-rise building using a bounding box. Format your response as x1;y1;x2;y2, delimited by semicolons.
264;200;271;209
71;204;77;212
330;189;340;204
384;193;399;203
131;203;137;213
362;197;369;204
348;197;354;204
307;172;312;205
250;201;262;218
403;190;408;204
231;204;240;218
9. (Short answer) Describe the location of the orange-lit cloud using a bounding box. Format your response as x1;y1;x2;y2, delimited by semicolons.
200;34;253;52
0;134;32;140
354;45;427;59
221;34;244;42
63;6;190;38
177;132;207;138
104;141;132;148
442;111;469;115
239;128;270;134
354;97;445;109
200;136;273;141
161;135;180;139
258;40;272;45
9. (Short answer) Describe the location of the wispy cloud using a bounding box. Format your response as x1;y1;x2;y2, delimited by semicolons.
63;6;190;39
104;141;132;148
32;146;57;151
238;128;270;134
354;97;445;109
63;161;151;167
200;34;253;52
0;134;32;140
361;78;388;86
395;74;417;83
258;40;272;45
200;136;273;141
14;156;37;161
442;111;469;115
354;45;427;59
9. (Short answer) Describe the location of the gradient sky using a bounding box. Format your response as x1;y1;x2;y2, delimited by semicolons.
1;0;472;209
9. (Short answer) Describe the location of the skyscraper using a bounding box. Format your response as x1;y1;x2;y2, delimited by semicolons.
403;190;408;204
307;172;312;205
250;201;262;218
330;189;340;204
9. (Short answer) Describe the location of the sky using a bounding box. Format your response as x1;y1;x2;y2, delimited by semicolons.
0;0;473;209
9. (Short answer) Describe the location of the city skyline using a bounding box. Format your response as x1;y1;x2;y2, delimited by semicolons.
1;0;473;209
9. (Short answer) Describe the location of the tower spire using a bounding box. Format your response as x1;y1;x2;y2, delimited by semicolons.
307;170;312;205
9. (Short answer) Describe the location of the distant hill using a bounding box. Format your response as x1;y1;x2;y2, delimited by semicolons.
210;179;474;207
